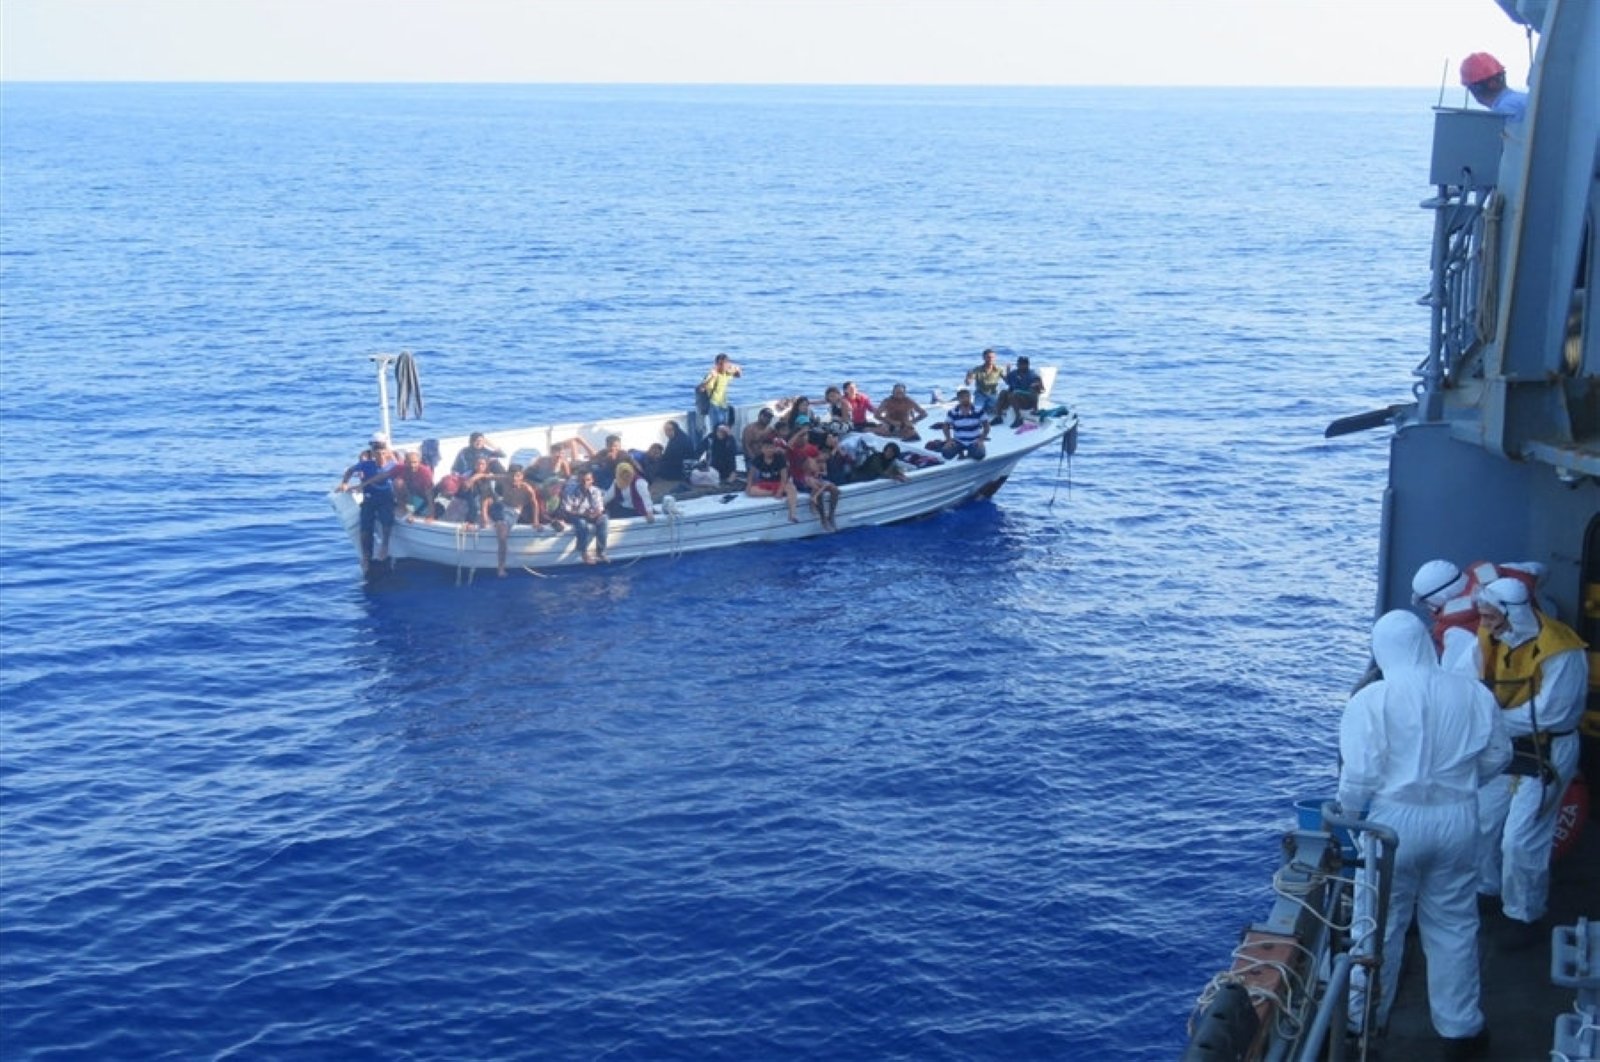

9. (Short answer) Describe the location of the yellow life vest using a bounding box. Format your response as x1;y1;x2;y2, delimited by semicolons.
1477;613;1588;710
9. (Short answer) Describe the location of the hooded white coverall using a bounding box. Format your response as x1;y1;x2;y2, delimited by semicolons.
1340;611;1511;1037
1460;582;1588;925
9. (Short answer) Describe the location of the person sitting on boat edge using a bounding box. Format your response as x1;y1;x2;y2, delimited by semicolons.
1461;52;1528;123
741;408;776;475
603;458;655;523
1337;610;1508;1054
965;348;1006;421
336;432;403;574
1460;577;1588;951
788;438;838;532
462;457;502;530
450;432;506;476
874;383;928;441
487;465;550;577
995;355;1044;427
935;389;989;461
697;352;742;432
559;468;609;564
746;435;799;522
396;449;435;522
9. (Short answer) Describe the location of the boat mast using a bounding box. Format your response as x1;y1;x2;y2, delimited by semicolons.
370;352;398;442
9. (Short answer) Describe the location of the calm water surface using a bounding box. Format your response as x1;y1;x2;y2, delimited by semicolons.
1;84;1435;1059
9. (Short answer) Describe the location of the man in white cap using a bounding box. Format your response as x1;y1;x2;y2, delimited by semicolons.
1466;577;1589;948
1339;610;1509;1051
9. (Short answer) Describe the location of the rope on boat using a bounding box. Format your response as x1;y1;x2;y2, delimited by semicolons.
1187;939;1312;1042
395;350;424;421
1047;414;1078;509
454;523;480;586
661;495;684;560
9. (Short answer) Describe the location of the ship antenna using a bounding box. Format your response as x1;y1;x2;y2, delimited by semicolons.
1436;57;1449;108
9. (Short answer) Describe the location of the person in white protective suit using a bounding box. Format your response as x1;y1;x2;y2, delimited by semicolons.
1462;577;1589;948
1339;610;1510;1049
1411;559;1477;670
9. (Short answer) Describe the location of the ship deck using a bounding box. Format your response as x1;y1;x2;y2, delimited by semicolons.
1382;818;1600;1059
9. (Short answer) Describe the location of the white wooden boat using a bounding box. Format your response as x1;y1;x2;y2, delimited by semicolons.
329;367;1077;575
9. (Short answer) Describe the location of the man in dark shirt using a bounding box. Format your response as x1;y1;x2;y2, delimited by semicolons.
996;355;1044;427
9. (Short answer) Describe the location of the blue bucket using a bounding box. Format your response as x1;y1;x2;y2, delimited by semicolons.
1294;797;1357;859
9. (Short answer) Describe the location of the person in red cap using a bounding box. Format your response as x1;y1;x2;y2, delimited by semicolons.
1460;52;1527;122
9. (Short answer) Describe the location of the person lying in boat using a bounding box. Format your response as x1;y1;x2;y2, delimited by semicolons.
603;459;655;522
558;468;609;564
995;356;1044;427
935;389;989;460
451;432;506;476
396;449;436;522
790;443;839;532
746;436;799;522
851;441;910;483
874;383;928;441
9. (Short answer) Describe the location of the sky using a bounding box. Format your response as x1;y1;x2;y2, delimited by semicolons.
0;0;1540;87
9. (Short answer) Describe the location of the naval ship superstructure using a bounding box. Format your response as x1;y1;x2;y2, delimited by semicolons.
1184;0;1598;1058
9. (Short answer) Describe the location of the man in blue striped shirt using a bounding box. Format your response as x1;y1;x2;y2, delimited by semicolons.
936;389;989;460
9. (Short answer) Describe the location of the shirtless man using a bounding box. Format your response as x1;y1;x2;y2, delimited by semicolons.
742;409;776;474
874;383;927;441
488;465;547;577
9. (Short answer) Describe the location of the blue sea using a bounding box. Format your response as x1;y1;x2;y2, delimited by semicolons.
2;84;1435;1059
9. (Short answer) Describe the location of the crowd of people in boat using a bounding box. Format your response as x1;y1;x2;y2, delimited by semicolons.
1332;558;1592;1057
336;350;1053;576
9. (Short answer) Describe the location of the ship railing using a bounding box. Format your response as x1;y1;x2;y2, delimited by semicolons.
1417;183;1499;416
1183;805;1398;1062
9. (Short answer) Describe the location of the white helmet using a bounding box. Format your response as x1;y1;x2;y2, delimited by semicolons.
1478;577;1539;646
1411;559;1467;611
